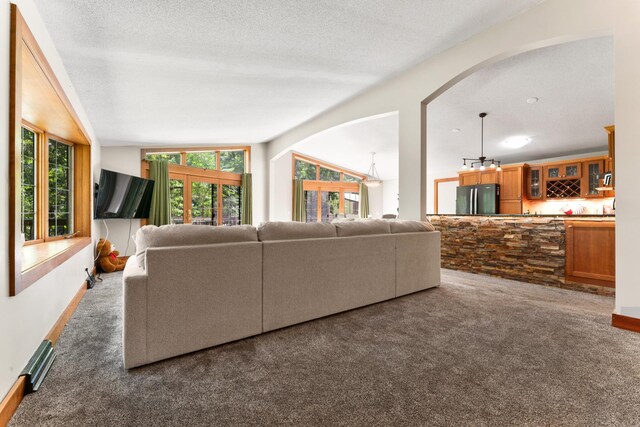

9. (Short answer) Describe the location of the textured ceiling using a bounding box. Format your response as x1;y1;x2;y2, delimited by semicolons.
32;0;542;146
427;36;614;175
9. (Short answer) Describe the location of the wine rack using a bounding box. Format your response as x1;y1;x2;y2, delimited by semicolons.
546;179;581;198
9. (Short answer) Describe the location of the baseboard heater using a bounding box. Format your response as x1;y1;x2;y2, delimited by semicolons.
20;340;56;393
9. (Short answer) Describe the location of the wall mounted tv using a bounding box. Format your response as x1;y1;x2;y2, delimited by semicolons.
94;169;155;219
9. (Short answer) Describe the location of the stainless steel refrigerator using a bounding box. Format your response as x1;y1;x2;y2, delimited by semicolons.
456;184;500;215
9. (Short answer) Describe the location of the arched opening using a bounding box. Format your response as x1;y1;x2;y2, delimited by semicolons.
269;112;399;221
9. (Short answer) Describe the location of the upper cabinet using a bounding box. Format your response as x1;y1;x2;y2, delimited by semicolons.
458;170;498;186
526;166;543;200
582;159;605;198
544;162;581;180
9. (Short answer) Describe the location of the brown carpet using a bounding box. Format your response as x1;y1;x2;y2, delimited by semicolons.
9;269;640;426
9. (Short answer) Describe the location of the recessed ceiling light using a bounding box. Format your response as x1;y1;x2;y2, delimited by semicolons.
526;97;539;104
451;128;461;133
504;136;531;148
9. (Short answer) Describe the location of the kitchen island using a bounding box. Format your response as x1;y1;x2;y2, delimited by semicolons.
427;215;615;295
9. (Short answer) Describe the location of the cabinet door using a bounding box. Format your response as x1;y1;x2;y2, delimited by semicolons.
582;160;604;198
459;172;479;186
499;167;522;201
562;163;581;179
545;165;562;181
480;170;498;184
499;200;522;214
527;167;543;199
565;221;615;287
545;163;581;180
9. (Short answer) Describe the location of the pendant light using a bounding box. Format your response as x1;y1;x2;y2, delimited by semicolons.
365;152;382;187
460;112;502;172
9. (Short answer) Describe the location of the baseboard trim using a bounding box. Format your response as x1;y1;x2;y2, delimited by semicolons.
0;269;94;427
0;377;26;427
612;313;640;333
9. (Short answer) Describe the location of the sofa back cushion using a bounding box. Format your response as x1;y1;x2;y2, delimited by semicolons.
258;221;337;241
334;219;391;237
135;224;258;268
389;220;435;233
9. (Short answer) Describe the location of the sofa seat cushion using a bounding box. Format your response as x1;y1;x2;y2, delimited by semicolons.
258;221;337;241
334;219;391;237
389;220;435;233
135;224;258;268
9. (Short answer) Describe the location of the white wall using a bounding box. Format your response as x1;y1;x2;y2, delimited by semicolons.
270;152;293;221
0;0;100;401
367;184;384;219
614;0;640;318
382;179;399;216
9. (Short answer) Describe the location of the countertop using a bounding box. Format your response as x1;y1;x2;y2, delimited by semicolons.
427;214;615;221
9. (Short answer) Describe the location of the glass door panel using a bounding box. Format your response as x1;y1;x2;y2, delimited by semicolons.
305;190;318;223
321;191;340;223
169;176;185;224
190;178;218;225
221;183;241;226
344;192;360;216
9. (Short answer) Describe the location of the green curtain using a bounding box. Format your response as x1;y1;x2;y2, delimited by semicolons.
359;182;370;219
148;160;171;226
241;173;253;225
292;179;306;222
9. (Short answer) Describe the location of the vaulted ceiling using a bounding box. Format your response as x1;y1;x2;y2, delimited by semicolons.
33;0;542;146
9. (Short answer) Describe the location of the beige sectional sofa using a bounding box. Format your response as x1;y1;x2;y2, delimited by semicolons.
123;219;440;368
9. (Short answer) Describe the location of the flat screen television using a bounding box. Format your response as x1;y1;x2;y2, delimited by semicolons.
94;169;155;219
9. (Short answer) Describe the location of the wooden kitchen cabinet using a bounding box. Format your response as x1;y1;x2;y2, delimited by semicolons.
526;166;543;200
582;159;605;198
545;162;582;181
459;170;499;186
499;166;523;214
459;171;479;186
565;221;615;288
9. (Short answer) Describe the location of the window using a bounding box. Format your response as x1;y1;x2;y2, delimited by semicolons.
295;159;316;180
292;154;365;222
48;138;73;237
142;147;250;226
145;153;181;164
344;192;360;216
319;167;340;181
19;128;78;242
186;152;216;170
21;127;37;241
220;150;245;174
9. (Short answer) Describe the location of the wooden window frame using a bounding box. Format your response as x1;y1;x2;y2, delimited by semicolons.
9;5;93;296
141;146;250;226
291;153;366;222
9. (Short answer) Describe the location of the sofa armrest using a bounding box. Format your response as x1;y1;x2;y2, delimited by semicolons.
123;256;148;369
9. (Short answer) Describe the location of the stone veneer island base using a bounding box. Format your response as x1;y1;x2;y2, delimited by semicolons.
428;215;614;296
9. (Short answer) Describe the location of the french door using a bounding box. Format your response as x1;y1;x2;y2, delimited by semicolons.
169;173;241;226
302;181;357;223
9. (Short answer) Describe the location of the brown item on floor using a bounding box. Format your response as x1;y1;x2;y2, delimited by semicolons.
95;238;128;273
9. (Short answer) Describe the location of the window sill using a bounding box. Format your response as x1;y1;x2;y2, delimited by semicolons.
21;237;92;288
